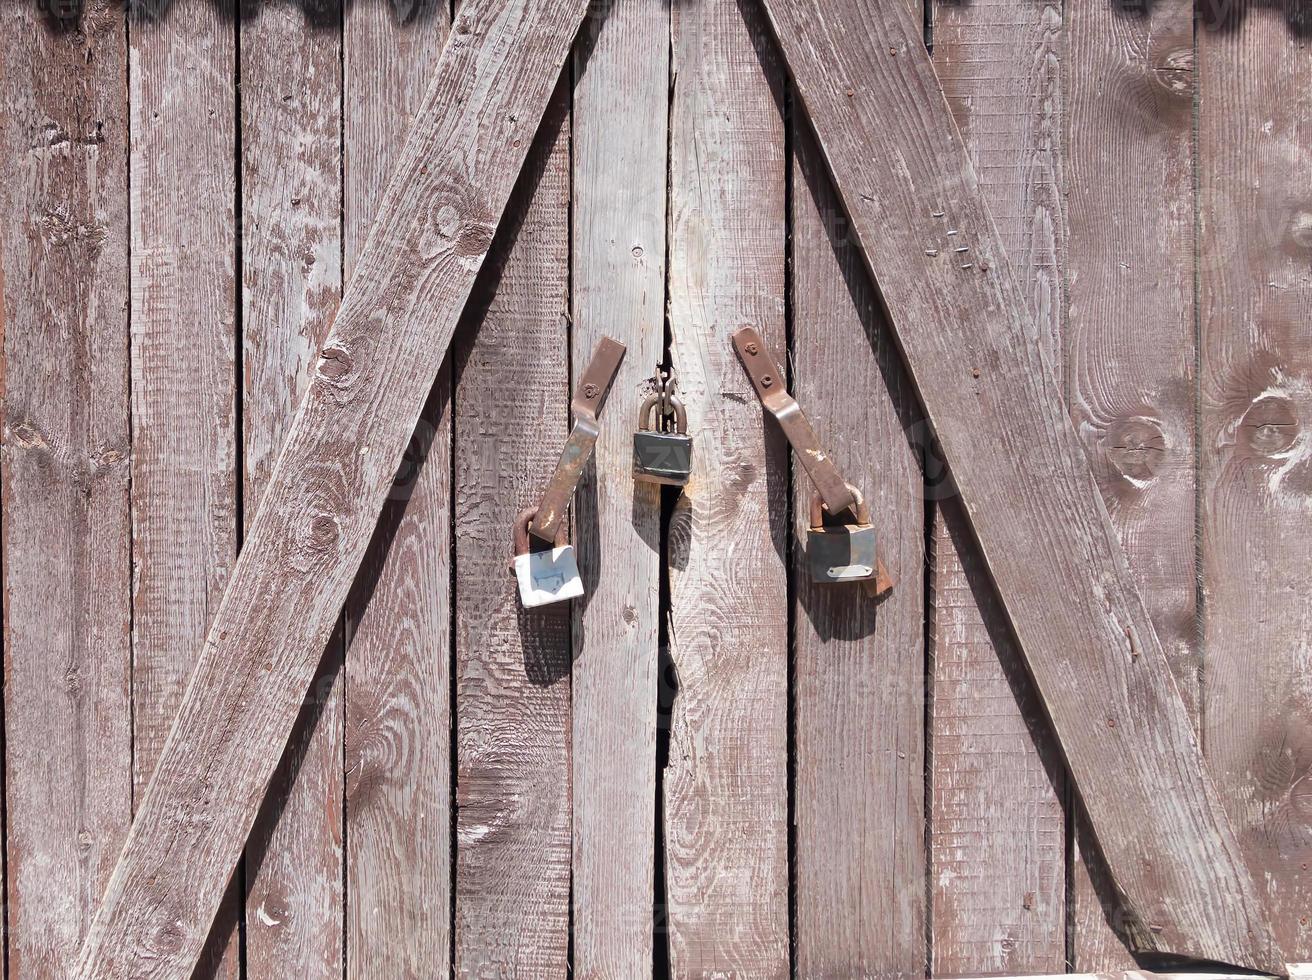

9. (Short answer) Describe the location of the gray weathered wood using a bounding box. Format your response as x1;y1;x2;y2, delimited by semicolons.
240;7;344;974
665;0;789;973
0;4;132;975
570;0;666;974
1064;2;1198;967
792;120;927;980
128;3;241;975
929;2;1067;973
73;4;590;975
452;82;572;977
342;2;453;976
757;0;1282;970
1199;9;1312;963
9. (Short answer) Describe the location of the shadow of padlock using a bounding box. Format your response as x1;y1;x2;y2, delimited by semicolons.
512;507;584;608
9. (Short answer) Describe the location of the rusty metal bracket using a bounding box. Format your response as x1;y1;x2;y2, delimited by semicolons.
732;326;859;517
528;336;627;543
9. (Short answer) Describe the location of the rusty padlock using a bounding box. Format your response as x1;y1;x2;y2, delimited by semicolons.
808;487;878;584
633;389;692;486
512;507;584;608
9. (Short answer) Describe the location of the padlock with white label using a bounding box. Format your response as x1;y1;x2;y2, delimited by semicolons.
808;489;878;584
512;507;585;608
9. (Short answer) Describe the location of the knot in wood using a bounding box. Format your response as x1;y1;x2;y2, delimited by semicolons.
149;917;187;956
1288;209;1312;252
1104;415;1168;484
422;196;495;264
10;421;48;450
318;346;353;382
1239;395;1298;457
307;512;341;553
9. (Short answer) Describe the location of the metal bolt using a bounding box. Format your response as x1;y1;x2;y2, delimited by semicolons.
745;342;760;356
584;384;599;399
761;374;774;388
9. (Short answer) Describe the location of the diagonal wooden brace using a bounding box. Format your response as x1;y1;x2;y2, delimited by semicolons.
73;1;592;977
755;0;1282;973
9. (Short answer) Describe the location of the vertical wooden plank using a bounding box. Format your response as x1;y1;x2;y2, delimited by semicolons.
665;0;789;974
452;82;572;978
0;5;131;975
570;0;666;975
240;7;343;974
128;2;240;975
928;2;1068;974
342;1;452;975
1200;5;1312;962
791;128;927;977
1065;2;1197;966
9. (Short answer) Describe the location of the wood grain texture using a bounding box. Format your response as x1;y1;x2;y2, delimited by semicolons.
74;3;590;975
1064;4;1198;966
570;0;666;974
342;2;453;976
1199;6;1312;962
929;2;1068;973
791;121;927;980
758;0;1281;970
452;83;572;979
0;5;132;975
240;7;344;975
664;0;789;973
128;3;241;975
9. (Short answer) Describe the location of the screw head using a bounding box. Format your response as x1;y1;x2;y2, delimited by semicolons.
761;374;774;388
745;342;760;356
584;383;599;399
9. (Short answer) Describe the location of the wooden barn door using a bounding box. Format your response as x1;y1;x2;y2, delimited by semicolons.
2;0;1310;978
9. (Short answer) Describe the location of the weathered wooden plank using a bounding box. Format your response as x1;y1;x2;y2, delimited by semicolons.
240;6;343;974
570;0;666;974
1064;2;1199;968
0;5;132;975
928;2;1068;974
1199;7;1312;962
758;0;1282;970
791;120;927;980
452;82;572;979
74;4;590;975
342;3;452;976
127;2;241;975
665;0;789;974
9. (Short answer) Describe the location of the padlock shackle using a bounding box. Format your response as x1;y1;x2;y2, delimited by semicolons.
809;485;871;529
638;393;688;434
514;506;567;558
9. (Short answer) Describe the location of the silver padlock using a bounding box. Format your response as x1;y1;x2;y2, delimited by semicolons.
512;507;584;608
633;391;693;486
808;489;877;584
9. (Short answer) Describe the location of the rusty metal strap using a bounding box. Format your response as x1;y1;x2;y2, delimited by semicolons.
732;326;858;516
528;336;627;542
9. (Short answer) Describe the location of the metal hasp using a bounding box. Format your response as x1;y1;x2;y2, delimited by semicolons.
528;335;627;542
731;326;859;516
732;326;892;598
